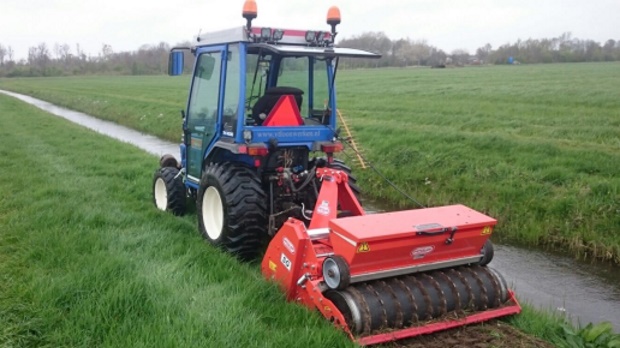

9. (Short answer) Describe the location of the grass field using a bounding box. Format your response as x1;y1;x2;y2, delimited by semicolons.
0;95;354;347
0;93;582;347
1;62;619;263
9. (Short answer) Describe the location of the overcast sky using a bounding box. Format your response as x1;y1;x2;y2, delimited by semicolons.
1;0;619;60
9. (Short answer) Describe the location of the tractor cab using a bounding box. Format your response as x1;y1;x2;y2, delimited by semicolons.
157;0;380;259
162;1;385;240
167;4;379;185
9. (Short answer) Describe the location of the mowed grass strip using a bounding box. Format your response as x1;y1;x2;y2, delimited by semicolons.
1;62;619;262
0;95;354;348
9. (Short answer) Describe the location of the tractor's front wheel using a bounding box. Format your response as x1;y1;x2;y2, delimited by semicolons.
152;167;187;216
197;163;267;261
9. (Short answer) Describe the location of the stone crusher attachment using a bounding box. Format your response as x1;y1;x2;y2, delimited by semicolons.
261;168;521;345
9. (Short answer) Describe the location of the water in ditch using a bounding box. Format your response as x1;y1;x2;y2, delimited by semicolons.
3;89;619;331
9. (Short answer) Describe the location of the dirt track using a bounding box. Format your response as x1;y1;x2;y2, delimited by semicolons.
385;321;554;348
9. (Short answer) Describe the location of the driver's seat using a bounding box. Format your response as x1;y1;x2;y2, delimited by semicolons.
252;86;303;125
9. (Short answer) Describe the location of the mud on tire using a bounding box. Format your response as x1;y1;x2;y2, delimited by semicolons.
152;167;187;216
197;163;267;261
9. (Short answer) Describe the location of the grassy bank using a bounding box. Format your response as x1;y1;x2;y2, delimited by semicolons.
1;62;619;263
1;80;615;347
0;95;353;347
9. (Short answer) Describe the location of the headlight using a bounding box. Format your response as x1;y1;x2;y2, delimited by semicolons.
261;27;272;41
305;30;316;43
273;29;284;41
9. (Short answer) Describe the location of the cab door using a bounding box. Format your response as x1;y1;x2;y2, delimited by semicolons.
184;47;225;182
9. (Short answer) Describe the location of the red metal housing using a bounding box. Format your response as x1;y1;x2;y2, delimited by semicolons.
261;168;521;344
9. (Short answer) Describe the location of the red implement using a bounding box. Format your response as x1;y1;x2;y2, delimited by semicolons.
261;168;521;345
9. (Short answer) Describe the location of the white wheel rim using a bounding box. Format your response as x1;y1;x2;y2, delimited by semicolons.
202;186;224;240
154;178;168;210
323;258;342;289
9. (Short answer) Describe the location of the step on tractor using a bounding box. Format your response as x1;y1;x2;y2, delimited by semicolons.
152;0;521;344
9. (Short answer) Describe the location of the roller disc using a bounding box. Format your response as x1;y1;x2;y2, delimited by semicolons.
325;266;510;335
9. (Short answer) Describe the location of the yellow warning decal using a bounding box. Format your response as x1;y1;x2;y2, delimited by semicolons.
481;226;492;235
357;242;370;253
269;260;277;272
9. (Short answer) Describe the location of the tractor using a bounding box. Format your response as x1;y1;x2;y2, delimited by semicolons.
152;0;521;344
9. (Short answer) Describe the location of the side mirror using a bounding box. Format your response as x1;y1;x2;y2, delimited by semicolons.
168;51;184;76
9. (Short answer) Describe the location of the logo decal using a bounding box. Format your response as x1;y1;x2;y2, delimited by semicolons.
317;200;330;216
481;226;492;235
282;237;295;254
357;242;370;253
411;246;435;260
280;253;292;271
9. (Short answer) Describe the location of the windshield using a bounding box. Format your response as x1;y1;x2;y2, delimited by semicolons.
245;52;332;124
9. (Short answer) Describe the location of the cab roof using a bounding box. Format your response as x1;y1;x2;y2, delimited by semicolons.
195;26;380;59
248;43;380;59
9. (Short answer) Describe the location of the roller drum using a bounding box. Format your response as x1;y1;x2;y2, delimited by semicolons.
325;266;509;335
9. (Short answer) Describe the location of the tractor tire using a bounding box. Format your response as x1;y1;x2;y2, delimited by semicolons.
159;154;179;168
197;163;267;261
310;157;362;202
153;167;187;216
327;158;361;199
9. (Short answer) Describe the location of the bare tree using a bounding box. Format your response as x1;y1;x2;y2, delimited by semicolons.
7;46;14;62
76;43;86;61
37;43;50;65
338;32;392;68
392;38;412;66
27;43;51;75
450;49;470;65
101;43;113;60
0;44;6;65
476;43;492;63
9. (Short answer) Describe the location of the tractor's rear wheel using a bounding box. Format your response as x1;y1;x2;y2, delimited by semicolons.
327;158;361;199
152;167;186;216
197;163;267;261
310;157;361;197
308;157;362;211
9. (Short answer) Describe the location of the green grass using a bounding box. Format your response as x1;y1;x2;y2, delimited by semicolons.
0;75;191;142
337;63;620;263
507;305;620;347
0;75;601;348
0;95;354;347
1;62;619;263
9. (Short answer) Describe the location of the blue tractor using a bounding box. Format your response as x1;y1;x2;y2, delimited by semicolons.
152;3;521;343
152;2;379;260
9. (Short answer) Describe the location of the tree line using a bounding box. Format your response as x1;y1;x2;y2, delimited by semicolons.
338;32;620;68
1;32;619;77
0;42;193;78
